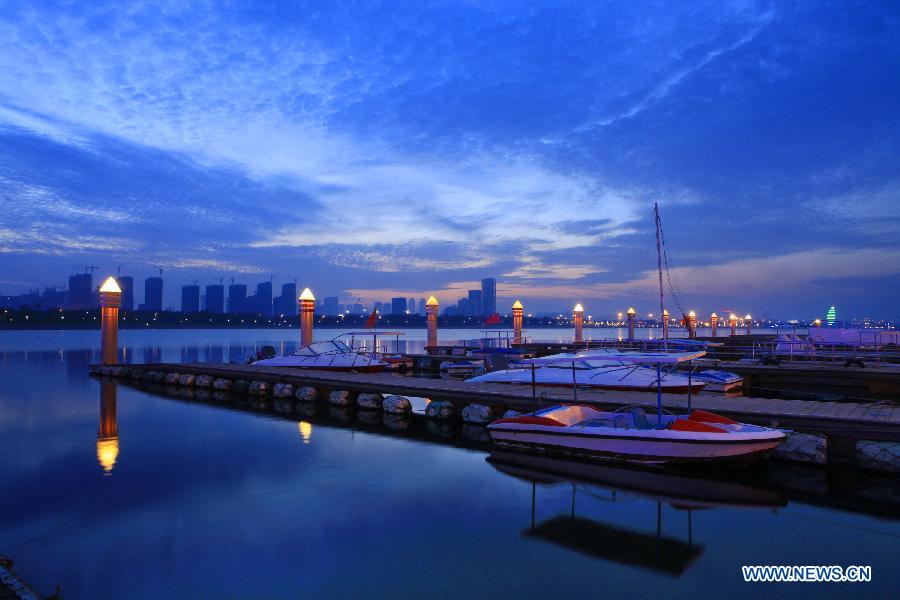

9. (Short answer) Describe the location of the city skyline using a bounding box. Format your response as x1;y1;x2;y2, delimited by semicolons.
1;2;899;318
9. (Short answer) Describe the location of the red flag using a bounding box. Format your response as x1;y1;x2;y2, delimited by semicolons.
484;312;501;326
365;308;378;328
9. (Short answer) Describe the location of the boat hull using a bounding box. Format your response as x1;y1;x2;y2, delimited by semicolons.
488;427;783;465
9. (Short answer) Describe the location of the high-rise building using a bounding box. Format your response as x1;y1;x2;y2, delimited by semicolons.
467;289;482;316
67;272;94;309
119;276;134;311
481;278;496;316
407;298;416;314
418;298;426;315
141;277;163;311
323;296;340;316
391;297;407;315
273;283;297;317
181;285;200;313
205;284;225;313
228;284;247;313
826;305;836;327
250;281;273;316
457;297;469;315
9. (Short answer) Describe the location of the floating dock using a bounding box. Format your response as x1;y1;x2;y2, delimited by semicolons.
102;362;899;440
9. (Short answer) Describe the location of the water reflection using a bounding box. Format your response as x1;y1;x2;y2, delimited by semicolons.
96;379;119;475
488;450;787;576
298;421;312;444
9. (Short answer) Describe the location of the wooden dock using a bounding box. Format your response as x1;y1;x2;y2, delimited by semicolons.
117;362;900;440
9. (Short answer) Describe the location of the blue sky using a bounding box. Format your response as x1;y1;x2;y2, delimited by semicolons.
1;0;898;318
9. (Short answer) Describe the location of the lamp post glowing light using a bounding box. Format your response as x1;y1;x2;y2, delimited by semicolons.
687;310;697;339
299;288;315;346
710;312;718;338
99;276;121;365
512;300;524;344
573;303;584;343
814;318;822;328
745;314;752;336
426;295;439;348
626;307;636;340
729;313;738;336
662;309;669;339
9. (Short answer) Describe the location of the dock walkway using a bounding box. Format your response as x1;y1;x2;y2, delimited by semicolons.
123;363;900;440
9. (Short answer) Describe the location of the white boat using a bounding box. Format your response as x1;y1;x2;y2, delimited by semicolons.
467;349;706;394
251;340;388;372
692;369;743;392
440;359;482;374
487;404;785;465
484;204;786;465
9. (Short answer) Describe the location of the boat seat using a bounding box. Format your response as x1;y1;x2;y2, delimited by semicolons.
574;418;614;428
629;407;650;429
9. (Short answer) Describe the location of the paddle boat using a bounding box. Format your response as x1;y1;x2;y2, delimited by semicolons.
251;340;387;372
467;349;705;394
485;351;785;465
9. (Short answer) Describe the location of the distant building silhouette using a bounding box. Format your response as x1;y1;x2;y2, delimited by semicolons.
457;297;469;315
391;297;407;315
206;284;225;313
250;281;273;316
418;297;426;315
228;283;247;313
67;272;94;309
140;276;163;311
119;276;134;311
481;278;496;316
467;289;482;316
181;284;200;313
273;283;297;316
323;296;340;316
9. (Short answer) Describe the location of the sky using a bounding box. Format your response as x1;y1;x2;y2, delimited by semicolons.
0;0;898;318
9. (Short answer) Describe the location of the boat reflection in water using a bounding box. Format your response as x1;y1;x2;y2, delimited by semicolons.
96;379;119;475
487;450;786;577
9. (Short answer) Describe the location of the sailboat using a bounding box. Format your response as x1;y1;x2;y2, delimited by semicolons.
485;204;786;465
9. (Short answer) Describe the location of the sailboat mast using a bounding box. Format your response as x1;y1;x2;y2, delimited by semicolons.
654;203;667;352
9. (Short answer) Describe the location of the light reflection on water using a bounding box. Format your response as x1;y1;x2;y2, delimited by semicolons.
0;330;897;599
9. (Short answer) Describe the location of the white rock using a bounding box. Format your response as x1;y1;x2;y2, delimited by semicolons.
383;395;412;414
273;383;295;398
195;375;214;388
295;386;318;402
356;393;384;409
248;380;269;396
461;403;493;424
178;373;196;386
329;390;353;406
772;433;827;464
164;372;180;385
425;400;456;420
212;378;232;390
856;440;900;473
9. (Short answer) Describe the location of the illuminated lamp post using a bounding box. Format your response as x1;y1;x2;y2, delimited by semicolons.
627;307;636;340
512;300;524;344
299;288;315;346
813;318;822;328
745;314;752;336
426;295;439;348
687;310;697;339
99;277;121;365
729;313;738;336
662;309;669;339
710;312;718;338
573;303;584;343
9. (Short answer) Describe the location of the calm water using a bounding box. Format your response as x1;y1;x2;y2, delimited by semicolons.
1;329;897;599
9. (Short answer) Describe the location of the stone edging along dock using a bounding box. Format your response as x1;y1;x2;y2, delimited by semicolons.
91;362;900;472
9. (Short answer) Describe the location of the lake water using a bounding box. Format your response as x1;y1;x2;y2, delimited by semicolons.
1;329;897;599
